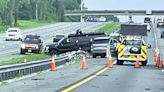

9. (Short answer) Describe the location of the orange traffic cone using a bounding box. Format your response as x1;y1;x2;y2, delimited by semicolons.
156;57;160;67
159;58;163;68
50;54;56;71
81;53;87;70
135;56;140;68
107;55;113;68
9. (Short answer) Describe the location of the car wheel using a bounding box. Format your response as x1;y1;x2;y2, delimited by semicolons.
75;46;79;51
141;61;147;66
101;54;106;58
92;54;96;58
50;50;57;56
161;35;163;38
20;49;25;54
117;59;124;65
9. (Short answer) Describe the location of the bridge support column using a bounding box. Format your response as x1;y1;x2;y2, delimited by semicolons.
80;15;85;22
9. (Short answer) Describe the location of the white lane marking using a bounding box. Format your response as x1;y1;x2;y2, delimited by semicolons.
162;70;164;72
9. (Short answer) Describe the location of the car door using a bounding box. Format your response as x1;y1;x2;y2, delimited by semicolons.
58;38;75;53
110;39;119;53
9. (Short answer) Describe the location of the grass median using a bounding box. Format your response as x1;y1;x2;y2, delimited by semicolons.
0;54;50;65
96;22;121;33
0;22;121;65
0;20;55;33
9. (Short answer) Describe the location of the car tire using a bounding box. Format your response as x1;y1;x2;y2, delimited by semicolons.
75;45;79;51
101;54;106;58
20;49;25;54
161;35;163;38
117;59;124;65
92;54;96;58
36;50;41;54
50;50;57;56
141;61;147;66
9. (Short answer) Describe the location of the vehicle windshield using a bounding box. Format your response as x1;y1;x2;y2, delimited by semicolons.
124;40;141;45
24;37;39;43
8;30;18;32
93;39;109;44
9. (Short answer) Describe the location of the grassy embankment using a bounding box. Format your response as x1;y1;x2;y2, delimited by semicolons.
0;22;121;65
96;22;121;33
0;20;55;33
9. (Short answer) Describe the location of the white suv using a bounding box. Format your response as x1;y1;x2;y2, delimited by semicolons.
5;28;22;41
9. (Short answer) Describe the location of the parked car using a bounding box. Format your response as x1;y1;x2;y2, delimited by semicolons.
20;35;43;54
157;19;164;28
144;17;151;23
5;27;22;41
91;37;110;58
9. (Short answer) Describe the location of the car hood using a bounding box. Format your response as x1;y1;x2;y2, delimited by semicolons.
92;44;108;47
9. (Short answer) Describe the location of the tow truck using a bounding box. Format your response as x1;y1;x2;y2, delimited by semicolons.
116;23;151;66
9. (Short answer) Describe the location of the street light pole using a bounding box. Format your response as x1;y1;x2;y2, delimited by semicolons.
80;0;85;22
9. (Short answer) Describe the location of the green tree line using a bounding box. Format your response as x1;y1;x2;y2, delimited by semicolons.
0;0;81;26
0;0;119;27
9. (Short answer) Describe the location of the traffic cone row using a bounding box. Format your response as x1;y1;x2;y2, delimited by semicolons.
154;48;163;68
50;54;56;71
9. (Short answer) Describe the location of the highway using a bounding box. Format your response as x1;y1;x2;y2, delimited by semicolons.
63;24;164;92
0;22;107;61
0;23;164;92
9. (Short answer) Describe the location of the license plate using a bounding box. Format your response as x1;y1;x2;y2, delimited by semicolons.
28;50;32;52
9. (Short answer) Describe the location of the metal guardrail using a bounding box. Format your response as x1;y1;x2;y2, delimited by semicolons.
0;52;79;81
153;23;163;68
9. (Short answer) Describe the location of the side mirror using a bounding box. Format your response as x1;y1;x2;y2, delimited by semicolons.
147;44;151;48
66;39;70;43
20;38;23;41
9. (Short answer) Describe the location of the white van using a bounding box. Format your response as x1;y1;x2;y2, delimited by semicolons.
5;28;22;41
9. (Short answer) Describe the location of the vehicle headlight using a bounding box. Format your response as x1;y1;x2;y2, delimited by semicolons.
36;45;39;49
21;43;25;49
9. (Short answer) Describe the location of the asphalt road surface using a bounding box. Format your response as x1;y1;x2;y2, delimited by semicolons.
70;24;164;92
0;22;107;61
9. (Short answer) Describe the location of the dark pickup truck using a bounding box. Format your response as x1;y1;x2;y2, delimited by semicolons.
44;37;78;55
44;32;106;55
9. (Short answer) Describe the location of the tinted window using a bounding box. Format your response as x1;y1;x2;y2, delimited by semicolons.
124;40;141;45
8;30;18;32
93;39;109;44
24;37;39;43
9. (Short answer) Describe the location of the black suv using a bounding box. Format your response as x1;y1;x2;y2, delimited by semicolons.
20;35;43;54
44;31;106;55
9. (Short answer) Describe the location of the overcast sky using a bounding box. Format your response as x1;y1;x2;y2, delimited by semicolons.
84;0;164;22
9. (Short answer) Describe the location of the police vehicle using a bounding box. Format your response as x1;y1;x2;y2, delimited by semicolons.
116;23;150;66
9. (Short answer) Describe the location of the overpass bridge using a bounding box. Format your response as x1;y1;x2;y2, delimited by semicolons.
65;10;164;22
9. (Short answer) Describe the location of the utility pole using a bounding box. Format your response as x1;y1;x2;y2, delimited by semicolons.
35;2;38;20
14;0;19;26
80;0;85;22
